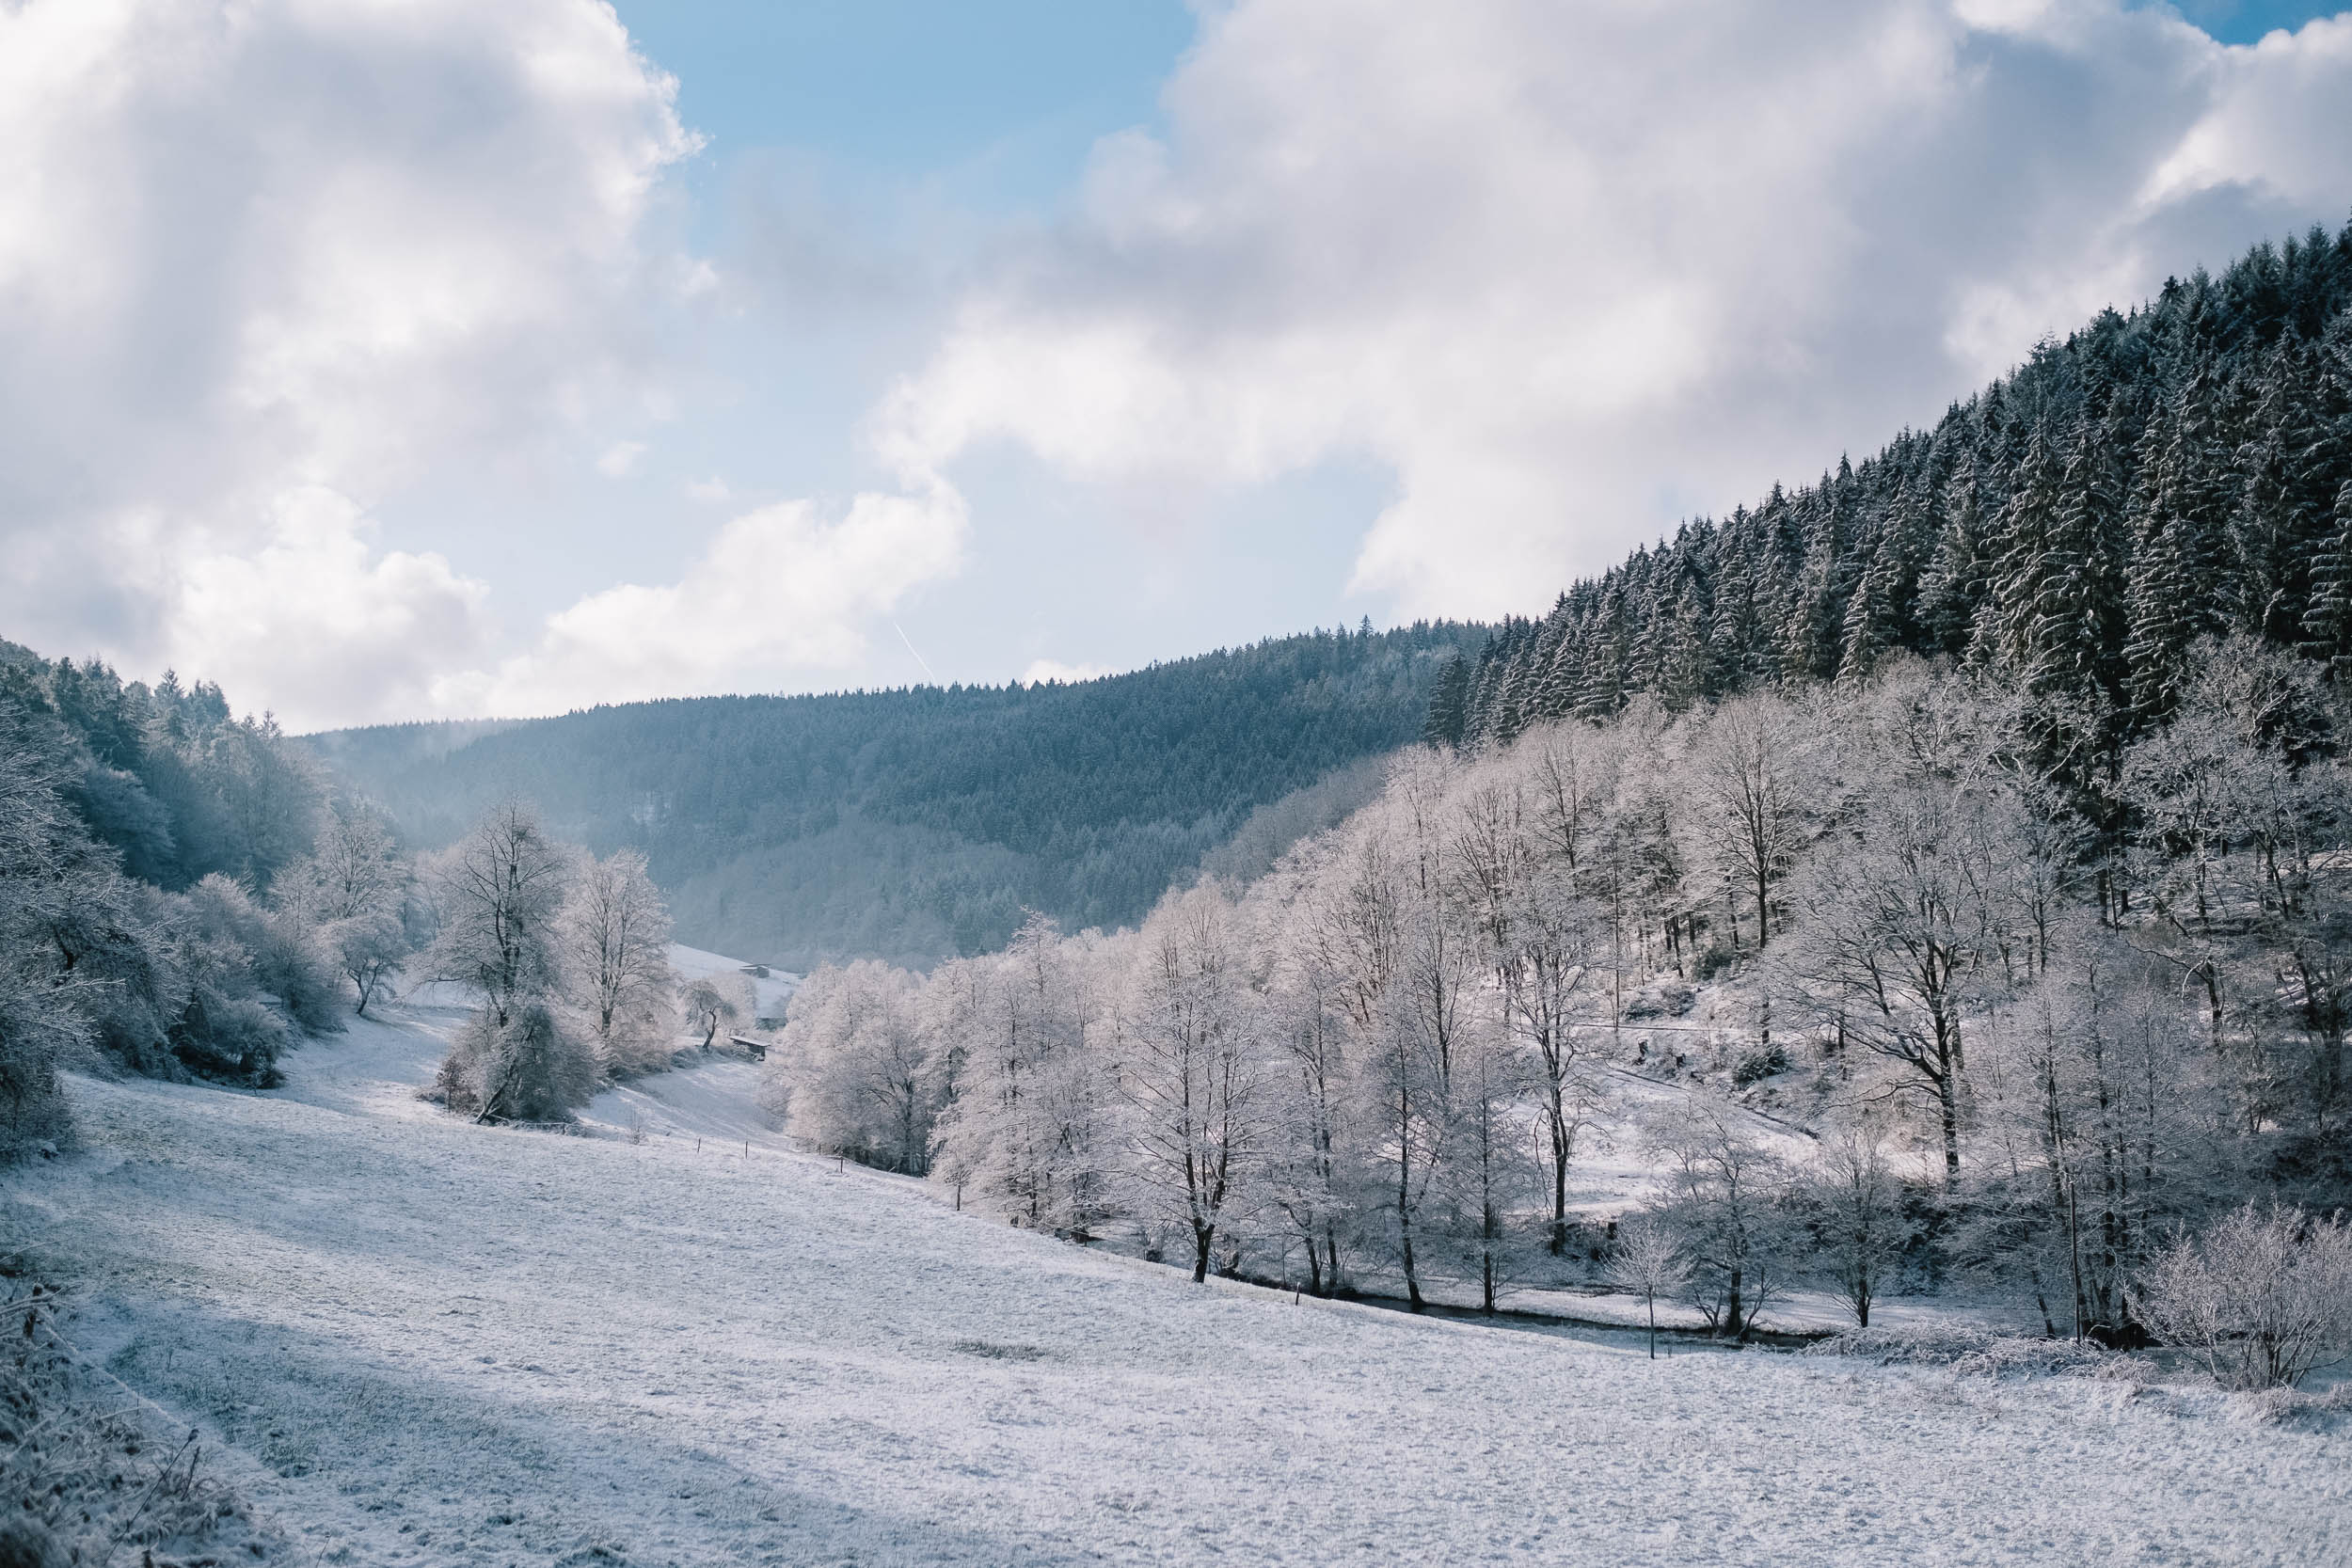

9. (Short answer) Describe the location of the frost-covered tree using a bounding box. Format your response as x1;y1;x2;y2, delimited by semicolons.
773;959;933;1173
1646;1097;1788;1339
928;914;1119;1236
1120;886;1275;1282
426;800;591;1121
1679;692;1814;951
562;850;675;1075
278;801;416;1017
1803;1117;1910;1328
1605;1222;1690;1358
2136;1201;2352;1390
682;974;749;1054
0;731;103;1156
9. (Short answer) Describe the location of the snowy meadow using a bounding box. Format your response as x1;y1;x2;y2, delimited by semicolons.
9;1005;2347;1568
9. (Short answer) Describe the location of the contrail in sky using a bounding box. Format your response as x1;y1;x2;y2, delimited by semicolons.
891;620;938;685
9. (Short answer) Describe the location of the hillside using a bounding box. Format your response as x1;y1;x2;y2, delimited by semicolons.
305;623;1479;967
1434;220;2352;773
8;1015;2342;1566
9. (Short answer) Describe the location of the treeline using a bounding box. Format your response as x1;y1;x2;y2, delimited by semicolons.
306;623;1481;967
770;645;2352;1371
0;642;392;1153
0;640;733;1155
1429;221;2352;787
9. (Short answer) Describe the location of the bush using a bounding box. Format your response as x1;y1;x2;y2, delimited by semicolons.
2135;1201;2352;1391
1804;1323;2119;1378
437;1004;596;1123
0;1004;73;1164
184;876;342;1033
1732;1042;1789;1087
172;993;292;1085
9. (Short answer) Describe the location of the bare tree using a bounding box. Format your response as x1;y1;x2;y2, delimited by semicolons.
682;975;744;1053
1681;693;1813;952
2136;1201;2352;1390
425;800;587;1121
1646;1097;1787;1339
426;799;570;1030
1789;775;2021;1185
563;849;675;1075
1605;1222;1690;1358
1806;1116;1908;1327
1121;887;1274;1282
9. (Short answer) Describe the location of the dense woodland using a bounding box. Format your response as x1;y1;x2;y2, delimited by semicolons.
0;642;360;1148
308;624;1478;967
771;229;2352;1375
0;641;723;1153
772;645;2352;1370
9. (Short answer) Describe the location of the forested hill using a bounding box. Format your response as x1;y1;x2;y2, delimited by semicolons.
1430;221;2352;759
306;623;1480;968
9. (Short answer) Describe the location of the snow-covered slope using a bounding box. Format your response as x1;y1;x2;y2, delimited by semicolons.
669;942;799;1021
8;1009;2345;1566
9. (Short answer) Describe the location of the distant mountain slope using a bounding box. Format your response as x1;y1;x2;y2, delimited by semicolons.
1433;221;2352;763
305;623;1478;967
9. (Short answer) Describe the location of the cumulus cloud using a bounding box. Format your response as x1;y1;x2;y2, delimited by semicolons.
0;0;695;717
167;489;493;732
459;481;969;715
878;0;2352;618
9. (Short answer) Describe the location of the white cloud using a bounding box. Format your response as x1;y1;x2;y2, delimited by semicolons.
1019;658;1116;687
879;0;2352;619
685;476;735;503
0;0;695;716
167;487;493;732
460;480;969;715
596;440;651;478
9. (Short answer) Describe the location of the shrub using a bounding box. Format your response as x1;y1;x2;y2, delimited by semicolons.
1804;1323;2117;1378
437;1004;596;1123
2135;1201;2352;1391
172;993;292;1085
1732;1042;1789;1087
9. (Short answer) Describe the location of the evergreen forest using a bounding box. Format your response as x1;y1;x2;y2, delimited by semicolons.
1430;219;2352;798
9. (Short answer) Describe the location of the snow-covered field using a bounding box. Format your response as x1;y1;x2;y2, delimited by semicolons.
9;1007;2348;1567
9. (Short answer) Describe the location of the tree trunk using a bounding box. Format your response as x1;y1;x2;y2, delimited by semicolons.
1937;1068;1963;1187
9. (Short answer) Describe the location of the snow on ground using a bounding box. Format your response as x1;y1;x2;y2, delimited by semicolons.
8;1008;2348;1567
580;1057;789;1153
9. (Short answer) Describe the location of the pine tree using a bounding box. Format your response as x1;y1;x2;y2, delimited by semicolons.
2303;477;2352;679
1917;456;1990;656
1422;656;1470;749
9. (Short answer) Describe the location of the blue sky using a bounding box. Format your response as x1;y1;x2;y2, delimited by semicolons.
3;0;2350;725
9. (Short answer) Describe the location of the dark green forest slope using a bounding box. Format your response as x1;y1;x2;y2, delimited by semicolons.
307;624;1478;967
1435;221;2352;778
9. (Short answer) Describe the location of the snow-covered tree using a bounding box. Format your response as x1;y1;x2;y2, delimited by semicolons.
1120;885;1276;1281
561;849;676;1076
426;800;591;1121
774;959;934;1174
1605;1222;1690;1358
2137;1201;2352;1390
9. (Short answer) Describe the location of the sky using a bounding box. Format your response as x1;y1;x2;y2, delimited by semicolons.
1;0;2350;731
